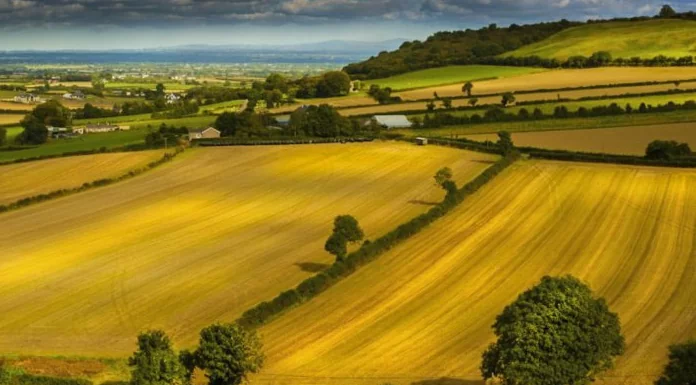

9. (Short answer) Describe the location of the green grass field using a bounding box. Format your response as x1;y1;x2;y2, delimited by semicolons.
366;65;547;91
507;19;696;60
0;129;149;162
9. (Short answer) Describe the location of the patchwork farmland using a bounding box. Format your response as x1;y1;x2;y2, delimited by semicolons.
0;142;495;355
255;160;696;385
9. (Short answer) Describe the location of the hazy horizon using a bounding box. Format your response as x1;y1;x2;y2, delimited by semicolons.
1;0;691;51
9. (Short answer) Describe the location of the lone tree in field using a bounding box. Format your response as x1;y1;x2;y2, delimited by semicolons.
497;131;514;155
426;100;436;111
128;330;185;385
324;215;364;261
196;323;264;385
659;4;677;18
481;275;625;385
468;97;479;107
434;167;453;187
462;81;474;97
442;97;453;110
501;92;516;107
655;340;696;385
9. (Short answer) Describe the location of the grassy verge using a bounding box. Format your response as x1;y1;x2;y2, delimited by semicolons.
0;129;149;162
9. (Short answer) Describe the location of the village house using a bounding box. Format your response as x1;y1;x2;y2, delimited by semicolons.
165;93;181;104
63;90;85;100
83;123;120;133
188;127;221;140
13;93;42;104
370;115;413;130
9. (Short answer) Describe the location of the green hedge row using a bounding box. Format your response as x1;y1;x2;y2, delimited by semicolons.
195;137;374;147
236;152;519;328
432;137;696;168
0;148;184;214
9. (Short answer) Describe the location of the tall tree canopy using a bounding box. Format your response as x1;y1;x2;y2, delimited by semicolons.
481;275;625;385
128;330;184;385
196;323;264;385
655;340;696;385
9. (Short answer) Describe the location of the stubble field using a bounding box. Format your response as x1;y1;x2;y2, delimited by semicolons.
0;142;496;355
0;150;164;205
255;160;696;385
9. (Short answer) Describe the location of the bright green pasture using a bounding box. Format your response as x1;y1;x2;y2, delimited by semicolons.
366;65;547;91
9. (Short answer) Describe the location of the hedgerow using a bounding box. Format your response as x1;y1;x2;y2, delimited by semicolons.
236;150;519;328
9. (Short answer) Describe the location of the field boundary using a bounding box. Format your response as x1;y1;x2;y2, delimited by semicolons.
236;150;518;328
0;147;184;215
194;137;375;146
0;144;168;166
423;137;696;168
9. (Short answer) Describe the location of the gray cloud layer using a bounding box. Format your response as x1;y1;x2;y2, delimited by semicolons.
0;0;688;28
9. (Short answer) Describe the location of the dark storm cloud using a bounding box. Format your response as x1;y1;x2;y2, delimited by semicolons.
0;0;691;27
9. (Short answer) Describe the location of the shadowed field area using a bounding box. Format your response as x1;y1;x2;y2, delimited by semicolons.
0;142;496;356
255;160;696;385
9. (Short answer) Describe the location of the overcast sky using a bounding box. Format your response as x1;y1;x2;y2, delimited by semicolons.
0;0;691;50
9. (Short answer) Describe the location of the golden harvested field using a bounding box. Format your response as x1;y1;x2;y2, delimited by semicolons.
398;67;696;100
0;114;24;125
0;102;33;111
465;122;696;155
256;160;696;385
270;95;376;114
339;83;696;116
0;143;496;355
0;151;164;205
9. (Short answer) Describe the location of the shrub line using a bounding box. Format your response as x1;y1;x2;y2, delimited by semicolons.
194;137;375;147
236;151;519;329
0;147;185;215
0;144;168;167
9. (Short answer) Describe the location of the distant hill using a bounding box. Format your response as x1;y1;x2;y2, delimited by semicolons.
343;20;580;79
506;19;696;60
159;39;408;55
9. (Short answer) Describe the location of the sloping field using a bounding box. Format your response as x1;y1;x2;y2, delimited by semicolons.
0;143;496;355
256;160;696;385
0;114;24;125
0;150;164;205
366;65;546;91
507;19;696;60
398;67;696;100
340;87;696;116
465;122;696;155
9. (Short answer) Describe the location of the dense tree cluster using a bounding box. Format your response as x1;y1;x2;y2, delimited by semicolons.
288;104;353;137
367;84;401;104
655;340;696;385
17;100;72;145
481;275;625;385
645;140;692;160
128;326;264;385
214;111;276;138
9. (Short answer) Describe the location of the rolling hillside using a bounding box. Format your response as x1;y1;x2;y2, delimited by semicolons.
0;143;496;355
508;19;696;60
256;160;696;385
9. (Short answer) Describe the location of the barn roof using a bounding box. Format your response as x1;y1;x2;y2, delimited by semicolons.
373;115;412;128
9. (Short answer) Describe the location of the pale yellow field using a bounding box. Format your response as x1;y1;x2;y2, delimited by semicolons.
256;160;696;385
0;151;164;205
0;114;24;125
0;143;496;355
0;102;33;111
465;122;696;155
398;67;696;100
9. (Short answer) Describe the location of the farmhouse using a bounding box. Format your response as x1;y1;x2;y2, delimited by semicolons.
84;123;120;133
188;127;221;140
63;91;85;100
371;115;413;129
13;93;42;104
165;93;181;104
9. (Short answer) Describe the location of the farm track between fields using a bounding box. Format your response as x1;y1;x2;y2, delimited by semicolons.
254;160;696;385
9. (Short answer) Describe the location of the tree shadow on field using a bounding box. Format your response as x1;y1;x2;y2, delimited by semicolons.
295;262;331;273
409;199;439;206
412;377;484;385
471;159;497;165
